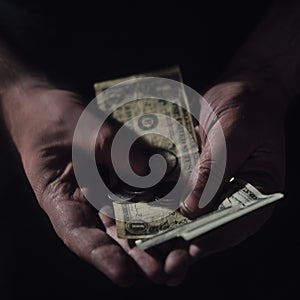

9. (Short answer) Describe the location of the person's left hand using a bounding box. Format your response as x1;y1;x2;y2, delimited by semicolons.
3;84;195;286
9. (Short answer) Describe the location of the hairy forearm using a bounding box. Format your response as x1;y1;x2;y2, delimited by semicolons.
221;1;300;104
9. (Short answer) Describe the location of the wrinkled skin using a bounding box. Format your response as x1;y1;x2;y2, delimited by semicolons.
1;77;286;286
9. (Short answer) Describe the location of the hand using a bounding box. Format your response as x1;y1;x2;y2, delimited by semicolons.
180;78;286;256
102;78;287;284
99;209;192;286
2;82;208;286
2;85;159;286
0;78;287;286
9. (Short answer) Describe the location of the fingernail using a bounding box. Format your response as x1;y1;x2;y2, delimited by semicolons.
180;201;195;216
189;244;203;260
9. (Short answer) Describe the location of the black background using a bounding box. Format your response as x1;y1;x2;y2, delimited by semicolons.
0;1;299;299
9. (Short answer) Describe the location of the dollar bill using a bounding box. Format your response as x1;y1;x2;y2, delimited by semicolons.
94;68;284;244
135;180;283;250
113;197;190;239
94;66;199;178
94;66;199;239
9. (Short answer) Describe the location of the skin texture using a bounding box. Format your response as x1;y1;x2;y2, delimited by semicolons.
1;85;193;286
1;2;300;287
0;77;287;287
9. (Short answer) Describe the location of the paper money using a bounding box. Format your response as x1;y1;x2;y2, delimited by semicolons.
94;68;284;246
113;197;189;239
94;66;199;239
94;66;199;181
135;180;284;250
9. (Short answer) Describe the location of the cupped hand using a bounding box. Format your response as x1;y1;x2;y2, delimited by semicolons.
3;86;168;286
3;83;196;286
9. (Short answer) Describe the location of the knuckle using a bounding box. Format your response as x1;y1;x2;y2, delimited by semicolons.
199;164;211;181
194;164;211;191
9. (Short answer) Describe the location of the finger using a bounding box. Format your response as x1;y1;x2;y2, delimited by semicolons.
164;241;191;286
99;211;168;284
181;124;252;218
127;247;168;284
65;225;137;287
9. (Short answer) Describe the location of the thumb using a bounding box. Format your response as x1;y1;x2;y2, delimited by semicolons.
180;126;251;218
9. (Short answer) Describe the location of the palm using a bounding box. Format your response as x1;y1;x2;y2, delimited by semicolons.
20;89;190;286
16;90;144;286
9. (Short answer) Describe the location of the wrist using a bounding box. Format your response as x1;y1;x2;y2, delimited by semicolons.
218;1;300;104
1;79;50;140
1;81;84;156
